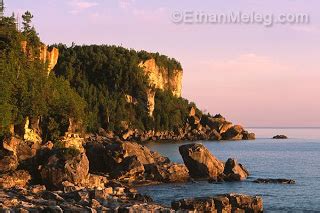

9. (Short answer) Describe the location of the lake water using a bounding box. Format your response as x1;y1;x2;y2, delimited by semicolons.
138;128;320;212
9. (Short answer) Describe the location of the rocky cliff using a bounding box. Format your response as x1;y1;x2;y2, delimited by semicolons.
139;58;183;116
39;44;59;74
21;41;59;74
13;41;59;142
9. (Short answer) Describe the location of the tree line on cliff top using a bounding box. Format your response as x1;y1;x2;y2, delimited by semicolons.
0;12;198;141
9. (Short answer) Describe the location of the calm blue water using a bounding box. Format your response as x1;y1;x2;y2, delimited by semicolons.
138;128;320;212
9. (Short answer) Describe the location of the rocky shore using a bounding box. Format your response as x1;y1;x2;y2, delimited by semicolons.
102;109;255;142
0;133;262;212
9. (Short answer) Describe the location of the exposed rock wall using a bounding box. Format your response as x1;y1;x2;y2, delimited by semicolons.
139;58;183;116
21;41;59;74
39;44;59;74
146;89;155;117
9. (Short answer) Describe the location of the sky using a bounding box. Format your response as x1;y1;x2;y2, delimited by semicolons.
5;0;320;127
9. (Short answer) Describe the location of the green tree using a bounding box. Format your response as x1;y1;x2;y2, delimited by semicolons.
21;11;40;47
22;11;33;32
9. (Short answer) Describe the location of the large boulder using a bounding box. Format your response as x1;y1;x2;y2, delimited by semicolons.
179;143;224;179
2;136;41;165
85;139;169;174
85;138;188;184
39;148;89;189
172;193;263;212
0;170;31;189
223;158;249;181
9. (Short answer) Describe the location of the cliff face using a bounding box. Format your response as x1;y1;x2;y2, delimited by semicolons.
39;44;59;74
15;42;59;142
21;41;59;74
139;59;183;116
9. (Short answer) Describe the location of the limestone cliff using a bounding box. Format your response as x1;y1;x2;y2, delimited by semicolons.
13;42;59;142
21;41;59;74
139;58;183;116
39;44;59;74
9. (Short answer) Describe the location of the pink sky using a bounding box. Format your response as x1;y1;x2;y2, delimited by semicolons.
6;0;320;127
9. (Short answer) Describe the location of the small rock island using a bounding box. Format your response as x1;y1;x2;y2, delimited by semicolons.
273;135;288;139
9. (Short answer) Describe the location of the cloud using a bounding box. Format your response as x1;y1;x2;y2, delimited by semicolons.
290;25;320;33
132;7;167;22
118;0;135;9
68;0;98;14
198;53;289;77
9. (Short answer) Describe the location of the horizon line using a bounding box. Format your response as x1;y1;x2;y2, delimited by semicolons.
246;127;320;129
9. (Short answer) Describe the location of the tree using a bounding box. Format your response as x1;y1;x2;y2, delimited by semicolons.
21;11;39;47
0;13;85;140
22;11;33;32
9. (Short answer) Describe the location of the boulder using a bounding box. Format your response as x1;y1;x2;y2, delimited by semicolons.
0;150;18;173
121;142;169;165
188;115;200;126
85;138;189;184
172;197;216;212
172;193;263;213
85;141;113;173
0;170;31;189
85;174;109;189
40;149;89;189
221;125;244;140
85;140;169;174
219;122;234;134
179;143;224;179
2;136;21;154
112;156;145;181
253;178;295;184
121;129;135;140
57;133;85;153
146;163;189;183
228;193;263;213
223;158;249;181
242;131;256;140
3;136;40;162
208;129;222;141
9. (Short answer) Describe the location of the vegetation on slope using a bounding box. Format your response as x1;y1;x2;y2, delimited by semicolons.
0;13;85;141
54;44;194;132
0;12;199;139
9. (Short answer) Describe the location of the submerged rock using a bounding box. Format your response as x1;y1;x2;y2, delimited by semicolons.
172;193;263;212
179;143;224;179
253;178;295;184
